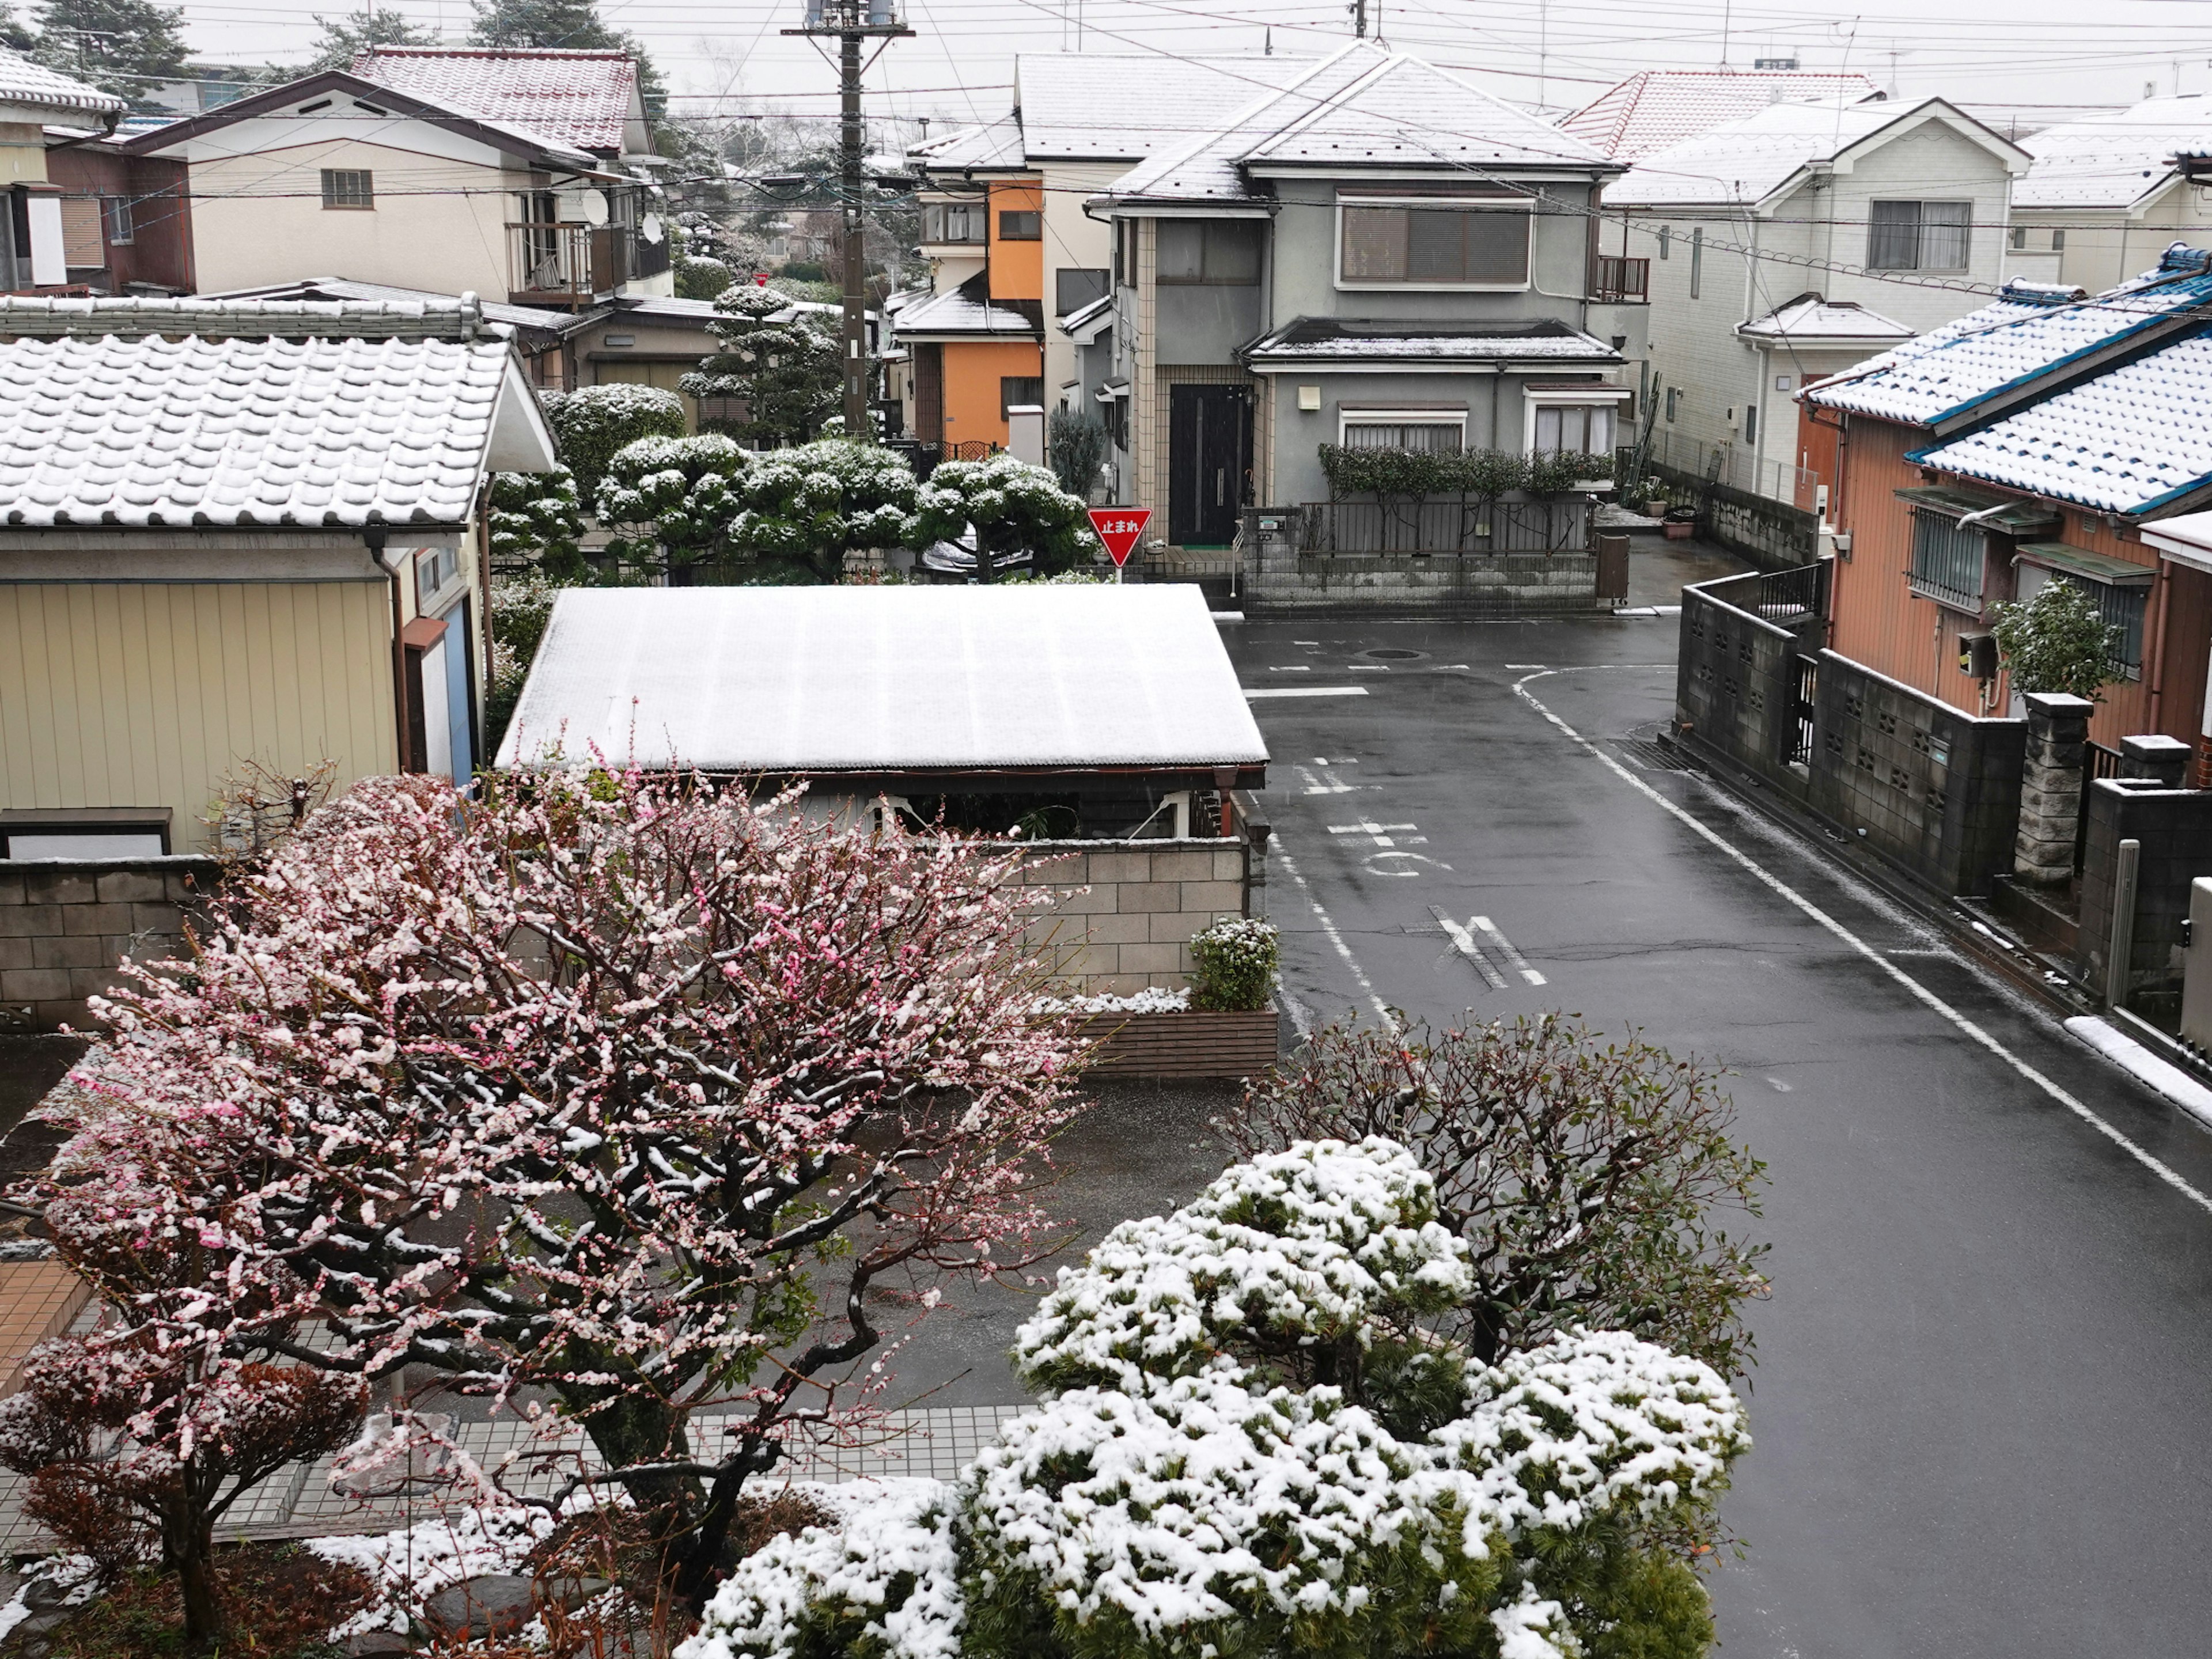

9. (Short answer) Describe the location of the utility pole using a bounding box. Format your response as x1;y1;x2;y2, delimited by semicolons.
1351;0;1366;37
786;0;911;442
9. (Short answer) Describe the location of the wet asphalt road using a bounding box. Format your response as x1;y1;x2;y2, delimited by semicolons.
1226;611;2212;1659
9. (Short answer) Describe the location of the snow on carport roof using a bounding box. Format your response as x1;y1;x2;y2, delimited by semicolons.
497;585;1270;775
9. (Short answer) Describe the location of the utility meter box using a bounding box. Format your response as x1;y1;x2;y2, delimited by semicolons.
2181;878;2212;1052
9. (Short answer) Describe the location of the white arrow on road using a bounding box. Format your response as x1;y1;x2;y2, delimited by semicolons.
1431;906;1508;990
1472;915;1547;986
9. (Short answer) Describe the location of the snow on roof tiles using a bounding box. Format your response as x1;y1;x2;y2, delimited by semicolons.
2013;96;2212;210
1244;316;1618;365
1101;43;1609;207
892;276;1036;340
0;327;514;529
498;585;1270;775
1805;256;2212;426
350;46;639;154
1604;99;1923;206
1013;53;1320;160
1561;69;1884;160
911;115;1026;171
1914;331;2212;514
0;47;126;117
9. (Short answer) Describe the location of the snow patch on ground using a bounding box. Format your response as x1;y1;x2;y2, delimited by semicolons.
1036;987;1190;1015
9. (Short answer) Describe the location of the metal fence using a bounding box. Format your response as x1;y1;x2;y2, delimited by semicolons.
1640;429;1819;510
2077;739;2125;873
1297;497;1590;555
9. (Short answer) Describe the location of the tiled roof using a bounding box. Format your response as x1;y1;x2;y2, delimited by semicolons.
350;46;639;154
1013;53;1319;160
0;304;527;529
0;48;126;117
1561;69;1884;160
0;293;501;340
891;274;1037;340
1244;316;1619;366
1804;253;2212;426
198;278;577;338
1737;293;1914;344
1100;43;1610;207
2013;96;2212;210
1605;99;1960;207
1914;331;2212;514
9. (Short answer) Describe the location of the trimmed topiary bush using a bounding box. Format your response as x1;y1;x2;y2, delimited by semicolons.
1187;915;1279;1012
545;384;689;505
675;255;736;300
911;452;1101;578
487;467;585;581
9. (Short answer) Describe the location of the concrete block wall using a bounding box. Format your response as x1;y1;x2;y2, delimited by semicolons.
1243;522;1603;615
2077;781;2212;1014
0;858;217;1032
1645;460;1817;572
1676;574;1808;801
1006;839;1253;995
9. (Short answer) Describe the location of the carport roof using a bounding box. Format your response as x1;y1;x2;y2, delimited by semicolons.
497;584;1270;776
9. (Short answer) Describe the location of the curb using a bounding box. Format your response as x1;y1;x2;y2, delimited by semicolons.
2065;1016;2212;1128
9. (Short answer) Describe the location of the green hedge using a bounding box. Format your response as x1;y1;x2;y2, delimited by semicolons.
1317;444;1610;499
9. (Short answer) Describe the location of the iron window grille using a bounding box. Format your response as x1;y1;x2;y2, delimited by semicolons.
1908;509;1985;609
321;169;374;210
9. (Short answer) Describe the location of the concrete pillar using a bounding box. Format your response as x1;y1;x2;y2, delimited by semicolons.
2014;691;2096;887
2120;733;2192;789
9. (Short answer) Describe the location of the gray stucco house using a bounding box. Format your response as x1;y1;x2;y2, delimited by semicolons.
1085;41;1646;554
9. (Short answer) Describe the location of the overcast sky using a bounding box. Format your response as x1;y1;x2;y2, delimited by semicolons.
176;0;2212;138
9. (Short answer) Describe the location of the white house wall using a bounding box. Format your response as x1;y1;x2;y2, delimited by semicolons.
1041;160;1120;405
2007;177;2212;296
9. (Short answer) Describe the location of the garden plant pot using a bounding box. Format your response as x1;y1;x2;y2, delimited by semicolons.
1662;521;1694;540
1080;1008;1281;1078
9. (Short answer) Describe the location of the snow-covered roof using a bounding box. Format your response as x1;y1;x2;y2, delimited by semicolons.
2141;509;2212;566
0;47;127;118
1912;330;2212;516
1736;293;1915;346
1013;53;1319;160
1805;251;2212;426
1099;43;1611;209
498;585;1270;776
912;115;1027;172
0;301;552;530
1059;293;1113;343
1606;98;2018;207
350;46;643;156
2012;96;2212;211
1243;316;1619;368
0;291;509;340
1561;69;1884;160
892;275;1037;340
199;278;576;338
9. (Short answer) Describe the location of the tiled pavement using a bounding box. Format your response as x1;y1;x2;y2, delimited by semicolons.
0;1261;91;1397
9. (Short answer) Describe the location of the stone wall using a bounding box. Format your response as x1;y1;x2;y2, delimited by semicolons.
0;858;217;1033
1006;839;1253;994
2077;780;2212;1017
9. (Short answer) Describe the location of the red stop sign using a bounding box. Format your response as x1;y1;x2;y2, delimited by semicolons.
1088;507;1153;567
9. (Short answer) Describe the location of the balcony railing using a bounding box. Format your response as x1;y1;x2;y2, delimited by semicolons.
507;222;668;304
1592;254;1650;304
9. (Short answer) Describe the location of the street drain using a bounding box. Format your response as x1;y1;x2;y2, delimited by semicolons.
1612;738;1696;772
1359;647;1427;661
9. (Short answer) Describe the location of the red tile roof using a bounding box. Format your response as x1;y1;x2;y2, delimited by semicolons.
350;46;640;155
1562;69;1884;159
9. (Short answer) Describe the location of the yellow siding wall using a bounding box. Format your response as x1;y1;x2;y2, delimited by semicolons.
0;582;396;853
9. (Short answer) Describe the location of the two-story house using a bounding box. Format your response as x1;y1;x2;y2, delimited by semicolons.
2001;96;2212;293
1084;40;1642;550
118;47;673;312
1604;97;2028;507
1;49;128;291
0;294;559;858
898;53;1316;458
1800;246;2212;752
1560;67;1884;161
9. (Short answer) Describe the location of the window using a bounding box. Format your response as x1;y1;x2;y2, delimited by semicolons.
1909;510;1986;609
2016;559;2149;676
1001;376;1044;416
2009;226;2027;250
1869;200;1972;271
1338;196;1529;286
1157;220;1261;285
321;169;374;210
1665;385;1680;422
2052;228;2067;251
997;209;1040;240
1056;267;1110;314
1532;404;1614;453
1657;225;1670;260
1689;226;1702;298
1339;414;1464;452
923;202;984;243
415;546;459;601
103;195;132;245
1115;219;1135;285
1743;403;1757;445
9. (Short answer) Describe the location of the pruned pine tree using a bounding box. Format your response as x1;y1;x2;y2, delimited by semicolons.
681;283;840;448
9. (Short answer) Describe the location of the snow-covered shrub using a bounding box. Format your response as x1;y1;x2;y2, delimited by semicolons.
683;283;841;446
546;382;689;502
487;467;585;579
684;1138;1749;1659
1187;915;1278;1012
911;453;1101;578
731;439;921;582
597;432;753;577
1990;575;2123;701
677;254;737;301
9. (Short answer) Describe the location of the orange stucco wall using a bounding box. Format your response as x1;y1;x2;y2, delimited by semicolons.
938;339;1043;448
1823;411;2210;752
987;180;1044;302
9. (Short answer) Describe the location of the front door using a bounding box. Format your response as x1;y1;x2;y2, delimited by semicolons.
1168;383;1252;547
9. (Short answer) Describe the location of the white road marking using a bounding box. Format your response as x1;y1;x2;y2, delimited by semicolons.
1514;671;2212;1219
1271;836;1396;1029
1471;915;1547;986
1293;639;1321;645
1269;664;1312;672
1275;986;1315;1041
1767;1077;1795;1092
1329;821;1421;849
1244;686;1370;700
1433;906;1509;990
1506;663;1547;669
1347;664;1392;672
1363;851;1446;876
1294;764;1358;796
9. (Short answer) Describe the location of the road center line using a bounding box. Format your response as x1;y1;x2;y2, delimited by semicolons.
1513;671;2212;1218
1271;835;1397;1030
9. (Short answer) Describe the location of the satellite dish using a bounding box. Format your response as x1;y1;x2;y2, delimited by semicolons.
579;190;610;227
641;213;664;245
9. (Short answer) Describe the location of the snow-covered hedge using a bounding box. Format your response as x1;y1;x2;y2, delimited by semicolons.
683;1138;1749;1659
1187;915;1278;1012
545;383;689;502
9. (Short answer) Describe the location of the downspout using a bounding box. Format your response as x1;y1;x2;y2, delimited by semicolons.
369;528;410;773
2147;555;2173;732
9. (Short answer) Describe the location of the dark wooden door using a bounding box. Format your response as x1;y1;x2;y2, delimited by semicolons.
1168;383;1251;547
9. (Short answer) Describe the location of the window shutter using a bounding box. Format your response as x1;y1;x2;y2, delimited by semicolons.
58;198;103;268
